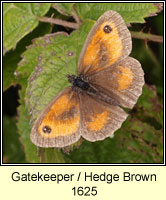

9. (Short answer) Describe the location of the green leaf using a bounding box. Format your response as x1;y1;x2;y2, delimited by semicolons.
39;148;65;163
3;21;51;91
3;2;51;55
16;78;40;163
53;3;160;24
3;115;25;163
3;52;18;91
53;3;75;16
75;3;158;24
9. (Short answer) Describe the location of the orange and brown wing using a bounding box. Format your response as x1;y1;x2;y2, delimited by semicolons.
90;57;145;109
30;87;81;148
78;10;131;76
79;92;128;142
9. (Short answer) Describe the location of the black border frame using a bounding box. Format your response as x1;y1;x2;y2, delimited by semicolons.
1;1;165;166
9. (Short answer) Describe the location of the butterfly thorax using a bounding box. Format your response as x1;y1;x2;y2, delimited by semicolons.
67;75;90;91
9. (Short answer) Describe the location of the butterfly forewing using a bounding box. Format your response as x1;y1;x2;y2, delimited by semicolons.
31;87;81;147
78;10;132;76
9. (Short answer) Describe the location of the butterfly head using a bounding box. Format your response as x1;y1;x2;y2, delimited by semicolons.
67;74;76;84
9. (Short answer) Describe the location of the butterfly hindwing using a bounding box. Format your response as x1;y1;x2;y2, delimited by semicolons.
89;57;145;109
79;92;128;141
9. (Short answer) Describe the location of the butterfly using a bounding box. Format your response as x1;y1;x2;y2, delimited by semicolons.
30;10;145;148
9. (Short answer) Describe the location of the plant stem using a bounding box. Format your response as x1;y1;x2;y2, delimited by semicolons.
38;16;79;29
131;31;163;43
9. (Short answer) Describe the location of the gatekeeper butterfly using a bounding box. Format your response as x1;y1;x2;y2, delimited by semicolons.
30;10;144;148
